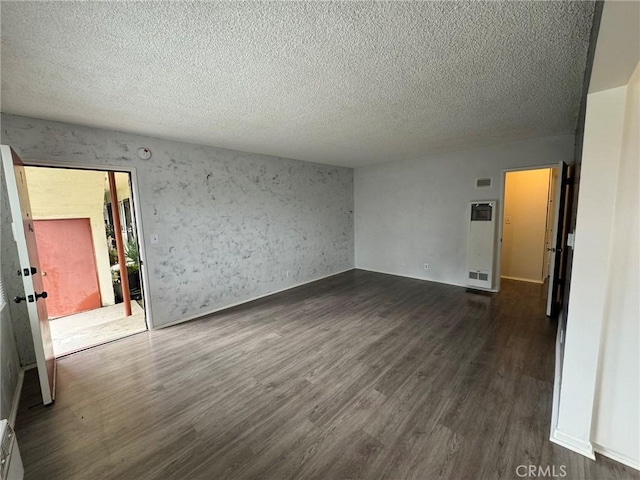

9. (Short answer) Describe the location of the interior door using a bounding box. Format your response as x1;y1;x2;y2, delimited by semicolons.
546;161;570;317
1;145;56;404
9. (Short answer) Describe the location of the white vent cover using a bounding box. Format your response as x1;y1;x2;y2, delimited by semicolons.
476;177;492;188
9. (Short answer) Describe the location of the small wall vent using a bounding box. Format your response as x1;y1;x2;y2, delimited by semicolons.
476;177;492;188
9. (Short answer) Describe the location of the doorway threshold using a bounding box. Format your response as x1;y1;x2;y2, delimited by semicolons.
49;302;146;357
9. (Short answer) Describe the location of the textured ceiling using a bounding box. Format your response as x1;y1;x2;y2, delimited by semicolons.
1;1;594;167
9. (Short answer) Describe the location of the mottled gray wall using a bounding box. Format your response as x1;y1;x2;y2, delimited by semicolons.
1;170;25;408
1;170;34;366
2;114;354;365
0;307;21;419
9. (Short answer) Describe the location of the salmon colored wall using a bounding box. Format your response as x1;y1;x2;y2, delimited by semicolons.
24;167;115;305
501;168;551;283
34;219;101;317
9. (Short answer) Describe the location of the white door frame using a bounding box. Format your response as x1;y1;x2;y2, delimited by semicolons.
495;163;559;293
18;160;155;330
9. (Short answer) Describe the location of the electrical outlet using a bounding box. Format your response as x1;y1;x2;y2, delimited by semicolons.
424;264;429;270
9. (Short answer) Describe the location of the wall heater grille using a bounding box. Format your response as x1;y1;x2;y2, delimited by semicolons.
466;201;497;289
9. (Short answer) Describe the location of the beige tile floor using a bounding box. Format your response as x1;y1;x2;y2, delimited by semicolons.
49;302;146;357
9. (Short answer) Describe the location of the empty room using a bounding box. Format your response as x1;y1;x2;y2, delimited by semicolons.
0;1;638;479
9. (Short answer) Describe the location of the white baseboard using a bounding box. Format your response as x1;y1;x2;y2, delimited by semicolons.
549;325;563;439
593;443;640;471
501;275;544;284
355;267;499;292
355;267;468;289
8;369;24;428
156;267;356;329
550;428;595;460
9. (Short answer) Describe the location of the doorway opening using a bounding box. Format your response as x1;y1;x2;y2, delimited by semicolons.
23;166;147;357
500;167;559;304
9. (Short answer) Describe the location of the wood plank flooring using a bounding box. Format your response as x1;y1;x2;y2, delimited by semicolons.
15;270;639;479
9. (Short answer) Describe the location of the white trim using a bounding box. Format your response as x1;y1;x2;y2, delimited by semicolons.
15;159;155;331
500;275;544;284
593;443;640;471
550;428;596;460
8;369;24;428
22;363;37;371
549;310;564;441
157;267;356;329
354;267;499;292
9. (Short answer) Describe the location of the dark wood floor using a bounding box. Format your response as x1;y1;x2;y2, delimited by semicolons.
16;270;639;479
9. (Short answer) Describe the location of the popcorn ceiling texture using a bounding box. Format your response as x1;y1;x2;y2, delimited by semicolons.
0;1;594;167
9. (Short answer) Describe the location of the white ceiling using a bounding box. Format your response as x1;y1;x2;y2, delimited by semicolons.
1;1;594;168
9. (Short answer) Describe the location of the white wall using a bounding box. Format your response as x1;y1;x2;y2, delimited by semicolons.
355;135;574;288
555;84;626;459
593;61;640;468
501;168;550;283
1;114;354;365
555;64;639;468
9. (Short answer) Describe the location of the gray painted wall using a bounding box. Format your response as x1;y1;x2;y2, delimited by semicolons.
1;171;22;420
1;169;33;371
0;307;20;419
354;135;575;288
0;307;20;421
1;114;354;365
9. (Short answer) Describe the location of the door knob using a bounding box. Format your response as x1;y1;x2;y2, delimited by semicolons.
13;296;26;304
35;291;48;300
